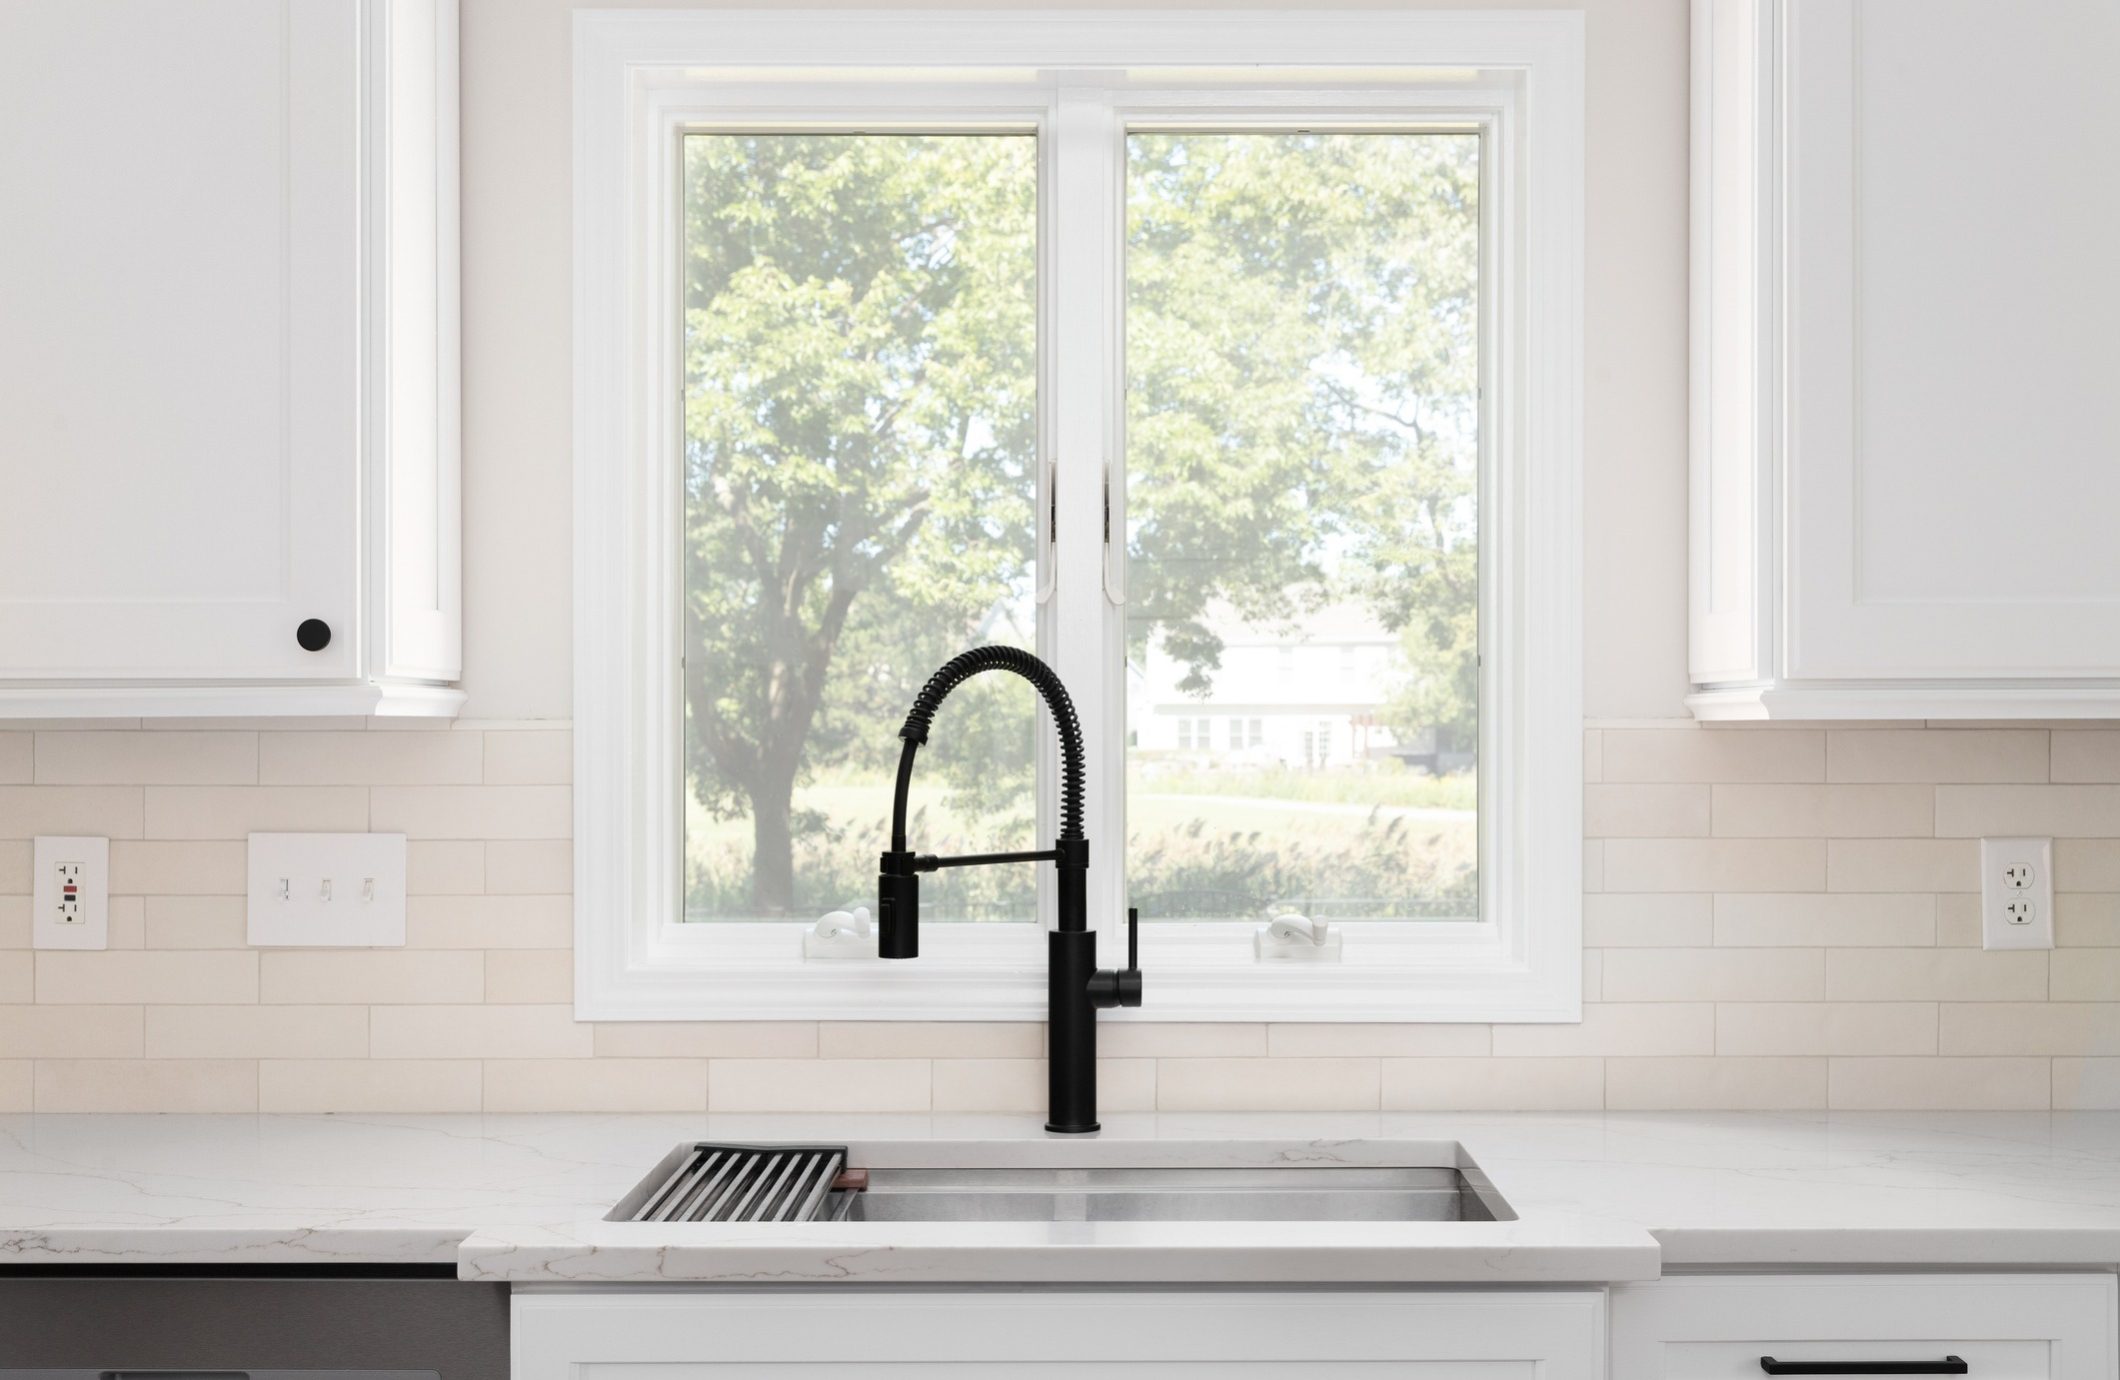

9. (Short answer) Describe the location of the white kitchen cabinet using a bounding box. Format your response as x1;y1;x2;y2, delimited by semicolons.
1613;1274;2119;1379
1689;0;2120;720
0;0;460;718
511;1288;1606;1379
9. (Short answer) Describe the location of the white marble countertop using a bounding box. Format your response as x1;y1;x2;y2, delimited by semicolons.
1;1112;2116;1282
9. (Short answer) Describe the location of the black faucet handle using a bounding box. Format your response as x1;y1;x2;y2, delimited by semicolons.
1090;907;1144;1010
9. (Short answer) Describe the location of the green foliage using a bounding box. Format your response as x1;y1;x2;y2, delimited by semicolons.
1125;814;1477;921
1125;132;1481;723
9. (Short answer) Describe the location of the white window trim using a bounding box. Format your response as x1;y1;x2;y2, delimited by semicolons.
574;9;1584;1023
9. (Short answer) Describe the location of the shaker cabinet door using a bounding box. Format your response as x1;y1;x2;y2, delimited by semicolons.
0;0;361;680
513;1289;1606;1380
1613;1275;2118;1380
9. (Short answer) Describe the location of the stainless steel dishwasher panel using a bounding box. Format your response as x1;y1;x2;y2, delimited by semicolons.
0;1279;507;1380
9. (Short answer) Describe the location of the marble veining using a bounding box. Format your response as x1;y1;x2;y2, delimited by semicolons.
0;1112;2117;1281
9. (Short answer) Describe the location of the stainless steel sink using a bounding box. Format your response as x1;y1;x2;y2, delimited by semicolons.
830;1165;1509;1223
607;1143;1516;1226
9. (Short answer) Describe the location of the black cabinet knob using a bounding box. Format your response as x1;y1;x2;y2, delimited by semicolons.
296;619;332;652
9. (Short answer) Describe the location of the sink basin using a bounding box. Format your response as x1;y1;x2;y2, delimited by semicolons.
606;1142;1517;1226
832;1165;1510;1223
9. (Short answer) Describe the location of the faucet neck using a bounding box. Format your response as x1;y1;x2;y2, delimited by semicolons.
889;645;1087;846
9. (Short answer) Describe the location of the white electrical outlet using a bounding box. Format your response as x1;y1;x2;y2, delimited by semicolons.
247;833;408;947
33;836;108;950
1981;836;2054;951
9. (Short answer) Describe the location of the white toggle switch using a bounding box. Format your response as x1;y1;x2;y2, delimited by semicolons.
247;833;407;947
33;836;108;950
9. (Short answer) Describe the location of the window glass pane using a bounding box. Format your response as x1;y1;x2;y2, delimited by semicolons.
682;134;1039;924
1124;131;1481;924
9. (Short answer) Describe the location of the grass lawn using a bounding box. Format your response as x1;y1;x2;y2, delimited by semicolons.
686;763;1478;922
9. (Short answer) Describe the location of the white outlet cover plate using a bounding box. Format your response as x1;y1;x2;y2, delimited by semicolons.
247;833;408;947
1981;835;2054;951
33;836;108;950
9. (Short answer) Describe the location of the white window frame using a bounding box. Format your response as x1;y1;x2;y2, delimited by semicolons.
574;9;1583;1023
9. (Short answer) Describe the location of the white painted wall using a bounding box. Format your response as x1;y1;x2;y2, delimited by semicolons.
453;0;1690;722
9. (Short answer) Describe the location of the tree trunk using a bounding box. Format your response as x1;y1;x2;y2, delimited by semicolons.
748;764;798;917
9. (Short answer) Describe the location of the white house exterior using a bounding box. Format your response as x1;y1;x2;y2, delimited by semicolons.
1130;603;1430;770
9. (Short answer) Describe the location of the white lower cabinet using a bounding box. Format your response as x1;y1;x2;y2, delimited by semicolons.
511;1288;1606;1379
1612;1274;2119;1379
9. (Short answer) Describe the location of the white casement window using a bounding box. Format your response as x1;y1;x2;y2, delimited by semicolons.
576;11;1583;1022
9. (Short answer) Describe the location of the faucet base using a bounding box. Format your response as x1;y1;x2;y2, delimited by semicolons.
1044;1120;1101;1135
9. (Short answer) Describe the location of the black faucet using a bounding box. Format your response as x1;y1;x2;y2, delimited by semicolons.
878;645;1142;1134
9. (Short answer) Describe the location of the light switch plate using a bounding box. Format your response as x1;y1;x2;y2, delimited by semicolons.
247;833;408;947
33;836;108;950
1981;836;2054;950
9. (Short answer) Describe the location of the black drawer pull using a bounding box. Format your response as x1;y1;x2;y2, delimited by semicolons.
1760;1360;1967;1376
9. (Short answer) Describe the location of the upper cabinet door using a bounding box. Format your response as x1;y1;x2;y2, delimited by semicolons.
1690;0;2120;718
0;0;361;681
1784;0;2120;681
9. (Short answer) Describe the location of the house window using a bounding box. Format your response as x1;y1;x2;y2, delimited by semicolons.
575;11;1585;1022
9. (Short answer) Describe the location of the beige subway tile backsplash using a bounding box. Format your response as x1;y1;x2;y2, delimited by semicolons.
1828;729;2048;783
0;951;29;1003
259;1060;482;1114
36;732;256;785
1584;893;1713;947
260;730;484;785
1491;1002;1715;1057
1711;784;1933;838
1606;1056;1826;1110
0;720;2115;1113
1382;1057;1602;1110
483;730;572;785
1584;784;1710;837
35;950;257;1005
145;1005;367;1059
0;734;31;785
1602;838;1825;892
0;1005;144;1058
484;1058;707;1112
1828;1056;2051;1110
1826;948;2049;1002
1827;839;1979;892
2053;1058;2120;1110
1716;1002;1937;1057
260;949;484;1005
369;1003;592;1059
2053;731;2120;783
143;786;368;840
142;896;248;949
709;1058;930;1113
1603;728;1825;783
0;787;144;839
1711;893;1935;948
35;1059;257;1113
0;1063;28;1113
1157;1057;1380;1112
1936;785;2120;838
1600;948;1823;1002
371;785;570;839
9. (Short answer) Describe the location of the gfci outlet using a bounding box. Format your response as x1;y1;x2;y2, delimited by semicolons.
1981;836;2054;951
247;833;408;947
32;836;108;950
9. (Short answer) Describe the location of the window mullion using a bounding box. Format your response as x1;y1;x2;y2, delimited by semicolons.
1047;84;1127;965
